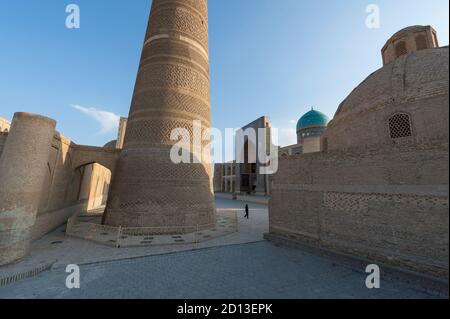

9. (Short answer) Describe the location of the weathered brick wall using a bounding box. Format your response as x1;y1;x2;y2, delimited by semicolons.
0;117;76;251
32;201;88;240
0;113;57;265
38;134;77;212
0;133;7;158
1;117;118;243
33;134;115;239
269;140;449;278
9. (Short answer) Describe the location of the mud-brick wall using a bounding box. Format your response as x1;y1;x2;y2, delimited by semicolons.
269;140;449;279
32;133;87;240
0;133;7;157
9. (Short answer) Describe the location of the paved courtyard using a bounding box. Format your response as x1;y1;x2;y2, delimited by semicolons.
0;198;268;281
0;198;445;299
0;198;269;281
0;241;444;299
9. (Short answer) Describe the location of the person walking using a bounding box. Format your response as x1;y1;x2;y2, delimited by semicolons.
244;204;249;219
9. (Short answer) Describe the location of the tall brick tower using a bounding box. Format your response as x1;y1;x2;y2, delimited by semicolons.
103;0;215;230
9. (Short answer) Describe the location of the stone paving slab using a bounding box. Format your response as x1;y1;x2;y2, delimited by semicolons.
0;241;445;299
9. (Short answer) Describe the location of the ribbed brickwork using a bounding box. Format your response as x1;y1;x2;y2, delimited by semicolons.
103;0;215;229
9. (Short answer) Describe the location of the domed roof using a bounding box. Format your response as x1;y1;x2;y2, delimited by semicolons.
103;140;117;149
323;46;449;151
297;109;329;131
334;46;448;121
390;25;431;41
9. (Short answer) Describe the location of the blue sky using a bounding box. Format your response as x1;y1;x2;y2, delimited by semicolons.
0;0;448;152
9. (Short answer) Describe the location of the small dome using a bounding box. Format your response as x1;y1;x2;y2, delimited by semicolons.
324;46;449;151
103;140;117;149
297;109;329;131
389;25;433;41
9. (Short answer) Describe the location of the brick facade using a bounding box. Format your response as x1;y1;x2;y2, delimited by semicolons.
269;43;449;279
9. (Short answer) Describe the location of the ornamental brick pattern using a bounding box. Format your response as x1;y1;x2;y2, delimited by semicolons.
103;0;215;229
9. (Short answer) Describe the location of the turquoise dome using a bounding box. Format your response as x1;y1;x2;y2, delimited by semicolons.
297;109;329;131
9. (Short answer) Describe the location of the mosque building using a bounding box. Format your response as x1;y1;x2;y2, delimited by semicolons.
279;108;330;157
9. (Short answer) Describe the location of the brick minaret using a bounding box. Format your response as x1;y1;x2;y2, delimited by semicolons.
103;0;215;230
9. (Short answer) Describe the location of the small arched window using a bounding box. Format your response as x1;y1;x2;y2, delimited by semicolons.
395;41;407;58
389;113;412;139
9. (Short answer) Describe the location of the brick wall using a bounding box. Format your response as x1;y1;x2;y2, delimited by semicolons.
0;133;7;158
269;139;449;278
32;201;88;240
2;128;113;241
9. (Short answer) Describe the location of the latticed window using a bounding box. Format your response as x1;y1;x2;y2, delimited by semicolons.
395;41;407;58
389;113;412;139
415;35;427;50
